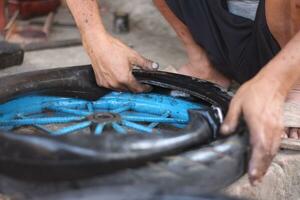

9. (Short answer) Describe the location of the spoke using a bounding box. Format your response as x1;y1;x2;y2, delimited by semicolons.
47;106;91;116
120;112;161;118
121;115;186;124
17;114;53;134
93;109;109;113
111;104;132;113
49;100;88;109
87;103;94;112
122;120;153;133
53;121;92;135
0;116;85;126
112;122;127;134
33;125;53;134
148;111;170;129
94;124;105;135
93;100;131;110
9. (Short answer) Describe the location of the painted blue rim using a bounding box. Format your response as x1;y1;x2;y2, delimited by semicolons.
0;92;203;135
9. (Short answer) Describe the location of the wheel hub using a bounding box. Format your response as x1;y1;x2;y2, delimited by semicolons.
88;112;121;124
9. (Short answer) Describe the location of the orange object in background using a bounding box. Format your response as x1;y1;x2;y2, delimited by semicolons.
0;0;5;32
7;0;61;19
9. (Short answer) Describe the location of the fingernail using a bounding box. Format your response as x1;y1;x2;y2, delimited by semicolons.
221;124;231;134
250;169;258;177
249;169;260;186
152;62;160;70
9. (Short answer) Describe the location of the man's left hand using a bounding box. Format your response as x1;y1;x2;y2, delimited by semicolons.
221;75;285;185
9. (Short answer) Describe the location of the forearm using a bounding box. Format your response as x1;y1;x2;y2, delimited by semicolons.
256;31;300;97
66;0;107;40
153;0;196;47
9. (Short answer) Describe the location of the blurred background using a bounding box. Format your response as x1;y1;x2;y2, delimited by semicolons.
0;0;186;77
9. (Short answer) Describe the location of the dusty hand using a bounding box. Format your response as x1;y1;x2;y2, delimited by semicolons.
83;34;156;92
221;76;285;185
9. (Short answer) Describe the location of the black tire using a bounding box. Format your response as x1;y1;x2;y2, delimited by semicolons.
0;65;249;194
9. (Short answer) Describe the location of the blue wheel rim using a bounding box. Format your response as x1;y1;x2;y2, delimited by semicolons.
0;92;203;135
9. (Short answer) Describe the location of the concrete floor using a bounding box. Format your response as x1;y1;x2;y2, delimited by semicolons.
0;1;300;200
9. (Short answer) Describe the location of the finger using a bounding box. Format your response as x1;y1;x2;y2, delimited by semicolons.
126;79;152;93
282;128;289;139
116;71;152;93
284;127;289;133
131;54;158;71
248;142;273;185
93;68;113;89
95;76;107;88
221;99;242;135
111;85;129;92
108;79;130;92
248;125;282;185
282;131;288;139
289;128;299;139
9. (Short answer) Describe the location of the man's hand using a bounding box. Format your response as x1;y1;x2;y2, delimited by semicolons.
66;0;156;93
221;76;285;185
83;33;155;92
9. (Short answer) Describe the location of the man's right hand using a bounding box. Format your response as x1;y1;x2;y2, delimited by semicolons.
66;0;155;93
83;33;155;93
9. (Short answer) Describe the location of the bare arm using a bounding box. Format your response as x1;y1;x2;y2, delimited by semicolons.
66;0;108;41
153;0;196;46
153;0;210;62
222;31;300;184
259;32;300;94
66;0;154;92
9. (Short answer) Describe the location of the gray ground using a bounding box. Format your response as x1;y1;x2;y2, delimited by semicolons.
0;1;299;200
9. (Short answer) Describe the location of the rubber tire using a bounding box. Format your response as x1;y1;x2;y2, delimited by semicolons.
0;66;249;195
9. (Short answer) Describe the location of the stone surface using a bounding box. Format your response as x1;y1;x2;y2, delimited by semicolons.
225;150;300;200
